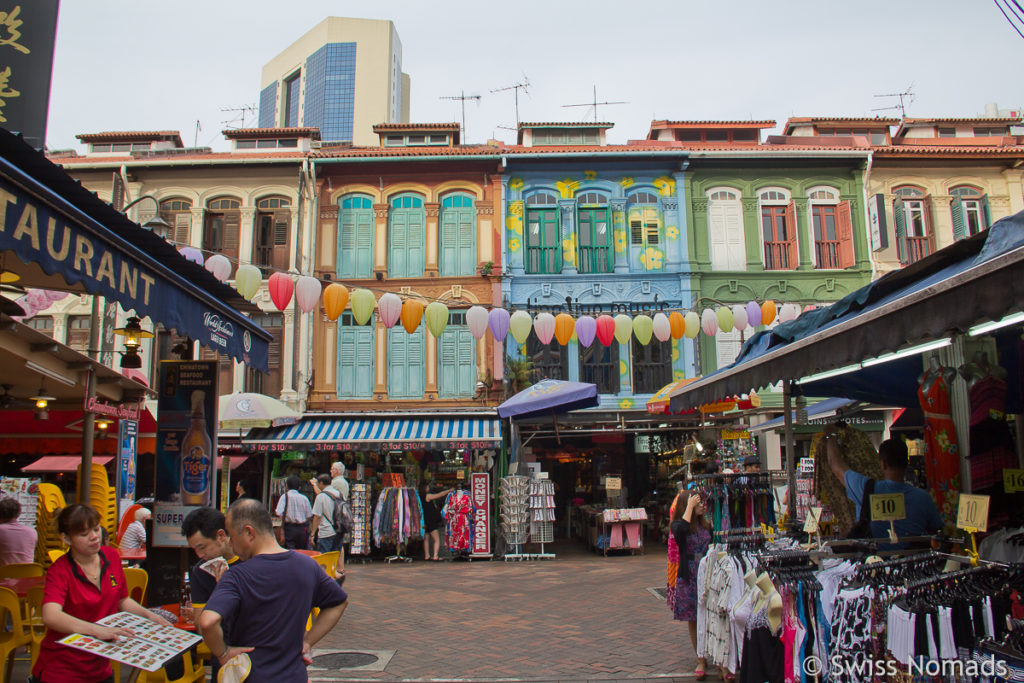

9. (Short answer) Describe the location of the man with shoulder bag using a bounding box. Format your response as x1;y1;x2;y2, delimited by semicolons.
274;475;313;550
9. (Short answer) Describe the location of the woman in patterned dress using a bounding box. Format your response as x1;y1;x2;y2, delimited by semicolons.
669;489;712;680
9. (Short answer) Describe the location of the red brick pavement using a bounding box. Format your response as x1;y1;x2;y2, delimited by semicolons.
311;541;703;682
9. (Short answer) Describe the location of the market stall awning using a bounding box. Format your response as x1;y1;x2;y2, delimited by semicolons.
216;455;251;470
0;128;272;372
245;414;502;451
22;455;113;472
646;377;698;414
748;398;858;433
669;211;1024;411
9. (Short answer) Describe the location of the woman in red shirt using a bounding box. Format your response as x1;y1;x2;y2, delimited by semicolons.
32;504;172;683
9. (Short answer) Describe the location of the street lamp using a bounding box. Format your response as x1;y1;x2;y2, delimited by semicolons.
122;195;172;241
114;316;154;368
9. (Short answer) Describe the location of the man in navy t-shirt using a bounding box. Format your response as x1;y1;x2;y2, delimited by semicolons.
199;499;348;682
825;430;944;546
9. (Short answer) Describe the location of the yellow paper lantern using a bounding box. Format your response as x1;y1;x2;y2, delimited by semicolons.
761;299;777;326
425;302;450;338
233;264;262;301
613;314;633;345
669;311;686;339
323;283;349;321
683;311;700;339
717;306;734;334
350;289;376;326
401;299;424;333
554;313;575;346
632;315;654;345
509;311;533;344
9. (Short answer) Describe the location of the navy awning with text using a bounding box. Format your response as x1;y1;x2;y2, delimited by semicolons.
246;415;503;452
0;128;271;371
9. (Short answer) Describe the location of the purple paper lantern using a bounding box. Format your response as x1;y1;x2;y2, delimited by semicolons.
575;315;596;348
488;307;510;342
746;300;762;328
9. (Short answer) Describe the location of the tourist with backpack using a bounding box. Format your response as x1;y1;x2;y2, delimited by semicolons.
310;474;344;554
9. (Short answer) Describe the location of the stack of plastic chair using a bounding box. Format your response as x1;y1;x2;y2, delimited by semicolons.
0;586;31;683
78;463;117;542
35;483;66;567
25;584;45;668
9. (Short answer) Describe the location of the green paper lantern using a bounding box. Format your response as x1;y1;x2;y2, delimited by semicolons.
613;314;633;345
717;306;735;334
425;301;450;338
509;310;533;344
350;288;376;325
233;264;262;301
632;314;653;345
683;311;700;339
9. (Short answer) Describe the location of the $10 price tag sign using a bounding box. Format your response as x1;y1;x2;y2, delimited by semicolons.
957;494;990;533
869;493;906;522
1004;469;1024;493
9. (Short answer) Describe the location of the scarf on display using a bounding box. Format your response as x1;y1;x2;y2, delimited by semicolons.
372;487;425;548
812;424;883;536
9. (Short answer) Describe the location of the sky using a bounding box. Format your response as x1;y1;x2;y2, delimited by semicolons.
46;0;1024;152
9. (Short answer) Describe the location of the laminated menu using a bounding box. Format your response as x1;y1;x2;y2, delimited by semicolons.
58;611;202;672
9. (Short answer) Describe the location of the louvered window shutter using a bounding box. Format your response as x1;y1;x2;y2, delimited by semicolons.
223;212;240;261
389;211;408;277
457;328;476;397
266;333;282;397
354;210;373;277
355;325;374;398
440;209;457;276
708;204;728;269
923;196;936;255
458;209;476;276
408;329;425;397
438;330;457;397
981;194;991;230
387;329;405;398
836;200;855;268
784;202;798;270
272;210;290;270
338;328;356;397
338;210;356;277
174;213;191;246
950;197;966;241
893;199;907;263
408;209;425;277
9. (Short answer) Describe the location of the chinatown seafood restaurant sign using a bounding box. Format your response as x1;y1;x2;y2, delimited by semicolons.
470;472;491;557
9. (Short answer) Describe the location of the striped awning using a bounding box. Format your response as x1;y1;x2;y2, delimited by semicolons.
245;416;502;452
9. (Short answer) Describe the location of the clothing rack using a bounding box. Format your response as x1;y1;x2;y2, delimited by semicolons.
689;471;780;482
903;563;1002;590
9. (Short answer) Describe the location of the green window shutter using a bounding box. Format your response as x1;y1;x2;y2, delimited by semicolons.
456;328;476;397
457;209;476;276
893;198;906;263
950;197;965;241
337;327;356;397
354;325;374;398
438;329;458;397
981;194;991;229
354;210;373;277
407;209;425;277
338;210;356;277
388;327;424;398
389;210;409;277
440;209;458;276
408;328;425;397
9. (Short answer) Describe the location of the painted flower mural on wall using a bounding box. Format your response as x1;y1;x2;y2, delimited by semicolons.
509;237;521;252
614;229;628;253
673;369;685;381
666;225;679;240
619;360;628;377
640;246;665;270
619;177;634;189
653;175;676;197
562;233;577;266
617;398;634;410
584;170;597;180
556;178;580;199
509;177;524;191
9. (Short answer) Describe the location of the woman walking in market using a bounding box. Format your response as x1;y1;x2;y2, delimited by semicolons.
667;488;712;680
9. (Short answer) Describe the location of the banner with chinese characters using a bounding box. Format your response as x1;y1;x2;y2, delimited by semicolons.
0;2;59;150
470;472;491;556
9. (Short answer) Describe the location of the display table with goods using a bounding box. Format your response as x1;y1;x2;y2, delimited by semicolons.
576;506;648;555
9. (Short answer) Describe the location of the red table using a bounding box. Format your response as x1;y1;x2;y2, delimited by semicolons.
0;576;44;597
158;603;196;631
118;547;147;563
295;549;321;557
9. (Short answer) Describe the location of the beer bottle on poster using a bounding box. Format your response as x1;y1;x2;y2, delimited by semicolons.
180;390;212;505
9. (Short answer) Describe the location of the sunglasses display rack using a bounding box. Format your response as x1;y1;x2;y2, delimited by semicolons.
501;474;556;561
348;483;372;558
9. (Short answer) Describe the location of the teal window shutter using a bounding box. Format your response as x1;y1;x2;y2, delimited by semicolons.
388;194;425;277
893;198;906;263
388;326;424;398
437;323;476;398
950;197;966;241
336;313;374;398
456;327;476;396
338;195;374;278
440;194;476;276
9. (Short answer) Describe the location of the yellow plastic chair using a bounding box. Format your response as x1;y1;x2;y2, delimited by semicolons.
0;586;31;683
123;567;148;604
313;550;339;576
138;649;207;683
47;549;66;564
0;562;44;579
25;584;46;668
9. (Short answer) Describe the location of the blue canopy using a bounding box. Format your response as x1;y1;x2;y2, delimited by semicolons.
670;210;1024;411
497;379;599;420
0;128;271;372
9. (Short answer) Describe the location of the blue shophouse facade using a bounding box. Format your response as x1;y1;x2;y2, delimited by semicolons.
501;131;692;410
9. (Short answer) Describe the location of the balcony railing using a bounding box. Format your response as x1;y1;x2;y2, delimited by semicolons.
814;240;840;269
577;245;613;274
763;241;791;270
901;235;931;265
255;245;273;273
526;246;560;274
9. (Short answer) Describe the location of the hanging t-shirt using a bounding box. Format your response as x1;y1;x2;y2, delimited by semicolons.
844;470;944;543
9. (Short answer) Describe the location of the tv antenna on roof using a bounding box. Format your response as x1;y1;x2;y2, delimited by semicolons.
562;86;628;122
872;84;915;120
491;76;531;127
221;104;258;130
439;91;481;142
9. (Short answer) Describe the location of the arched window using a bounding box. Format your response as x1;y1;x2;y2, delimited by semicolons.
388;193;425;277
254;196;291;274
576;191;611;273
440;192;476;276
159;198;192;245
204;197;241;260
628;190;660;204
806;187;854;269
706;187;745;270
525;192;561;274
807;186;840;203
627;190;661;256
893;186;933;264
338;194;374;278
758;188;795;269
950;185;989;239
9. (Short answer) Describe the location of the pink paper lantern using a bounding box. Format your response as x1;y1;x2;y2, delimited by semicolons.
377;292;403;328
179;246;204;265
294;275;322;313
488;307;510;342
701;308;718;337
204;254;232;282
533;312;555;345
268;272;294;311
575;315;597;348
467;306;489;340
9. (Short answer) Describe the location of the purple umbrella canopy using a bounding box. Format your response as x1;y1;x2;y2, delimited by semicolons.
497;378;600;420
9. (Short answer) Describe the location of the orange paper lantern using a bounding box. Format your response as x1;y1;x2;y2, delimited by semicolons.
323;283;349;321
668;311;686;339
401;299;424;333
761;300;777;326
554;313;575;345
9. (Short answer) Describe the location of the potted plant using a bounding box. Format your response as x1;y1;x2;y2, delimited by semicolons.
478;261;494;277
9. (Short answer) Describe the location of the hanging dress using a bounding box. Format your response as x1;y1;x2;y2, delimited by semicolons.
967;374;1016;492
917;372;960;524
